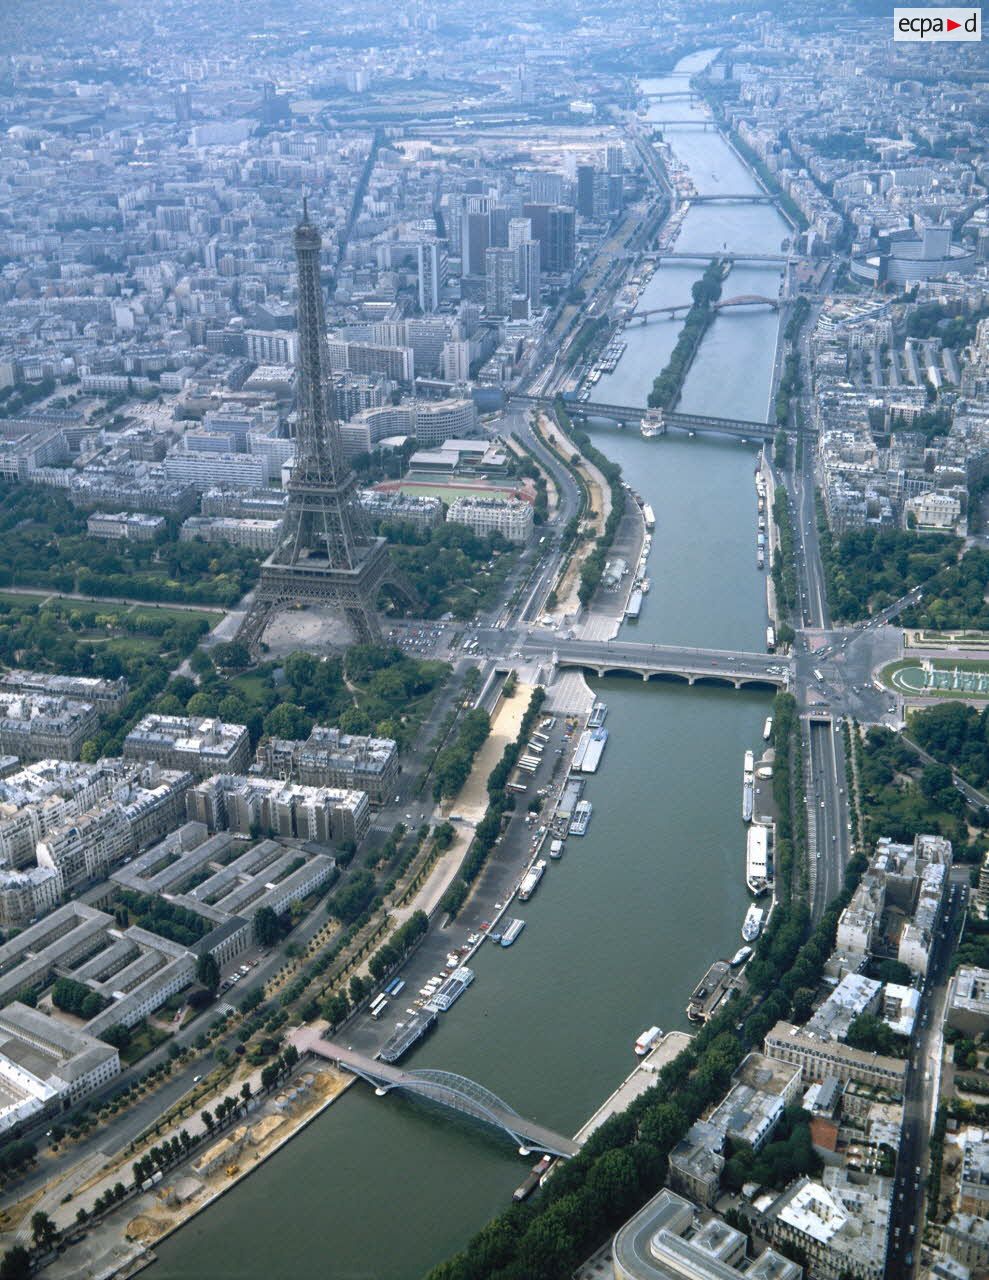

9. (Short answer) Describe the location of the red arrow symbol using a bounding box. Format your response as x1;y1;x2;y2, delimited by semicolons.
946;17;961;29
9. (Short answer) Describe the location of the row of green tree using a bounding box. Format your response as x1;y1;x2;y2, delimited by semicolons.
433;707;491;800
368;910;429;982
772;486;797;620
784;297;810;343
440;688;547;919
549;403;627;609
575;429;627;609
774;351;802;426
647;259;724;410
724;128;808;230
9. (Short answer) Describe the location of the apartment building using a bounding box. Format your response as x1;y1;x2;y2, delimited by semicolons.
123;715;251;778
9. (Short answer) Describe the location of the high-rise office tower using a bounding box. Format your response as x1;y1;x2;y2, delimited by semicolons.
174;84;193;123
522;202;551;248
546;206;576;273
517;239;541;312
417;240;444;312
490;206;510;248
238;207;413;650
529;172;565;205
508;217;533;251
576;164;596;219
606;144;624;175
521;203;574;274
442;340;471;383
461;197;490;277
485;247;517;316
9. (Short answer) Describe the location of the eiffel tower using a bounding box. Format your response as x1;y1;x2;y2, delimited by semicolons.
238;205;414;652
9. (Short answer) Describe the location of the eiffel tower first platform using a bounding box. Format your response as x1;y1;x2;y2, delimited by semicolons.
238;207;414;652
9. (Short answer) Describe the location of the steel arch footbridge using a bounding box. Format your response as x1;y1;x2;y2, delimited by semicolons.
293;1030;579;1157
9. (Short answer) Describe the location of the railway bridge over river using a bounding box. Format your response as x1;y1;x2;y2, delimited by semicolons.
513;394;782;439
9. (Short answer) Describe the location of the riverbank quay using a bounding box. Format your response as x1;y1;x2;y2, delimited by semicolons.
760;451;781;633
687;79;803;235
25;1061;352;1280
573;1031;693;1147
327;686;592;1064
532;409;607;619
580;491;646;642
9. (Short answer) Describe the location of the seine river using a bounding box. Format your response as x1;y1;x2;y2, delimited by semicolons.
149;50;792;1280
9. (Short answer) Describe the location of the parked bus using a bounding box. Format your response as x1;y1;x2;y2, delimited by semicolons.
370;997;389;1020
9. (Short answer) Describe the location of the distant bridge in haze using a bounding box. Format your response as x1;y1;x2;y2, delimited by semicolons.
637;250;791;266
626;294;780;324
690;193;777;204
512;394;781;439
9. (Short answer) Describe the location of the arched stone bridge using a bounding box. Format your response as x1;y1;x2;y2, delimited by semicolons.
523;639;789;690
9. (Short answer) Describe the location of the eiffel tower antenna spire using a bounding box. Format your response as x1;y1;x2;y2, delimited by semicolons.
237;215;415;652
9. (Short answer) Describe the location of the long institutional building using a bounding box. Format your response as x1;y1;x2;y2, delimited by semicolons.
0;706;377;1130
